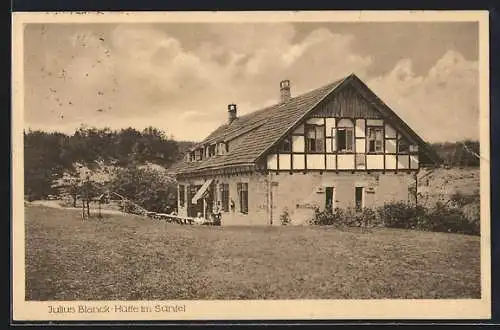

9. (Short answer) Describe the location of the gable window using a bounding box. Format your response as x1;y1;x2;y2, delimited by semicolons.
367;127;384;153
398;137;409;153
337;128;354;152
355;186;364;212
178;185;185;207
305;124;325;153
279;137;292;153
220;183;229;212
237;183;248;214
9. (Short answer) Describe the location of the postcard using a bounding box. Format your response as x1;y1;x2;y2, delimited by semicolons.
12;10;491;321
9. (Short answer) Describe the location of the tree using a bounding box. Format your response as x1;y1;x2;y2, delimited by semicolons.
24;126;184;202
109;165;177;214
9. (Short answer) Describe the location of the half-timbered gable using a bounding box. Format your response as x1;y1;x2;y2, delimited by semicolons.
263;79;423;172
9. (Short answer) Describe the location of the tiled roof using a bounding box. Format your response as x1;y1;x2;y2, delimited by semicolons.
171;76;348;175
171;73;441;176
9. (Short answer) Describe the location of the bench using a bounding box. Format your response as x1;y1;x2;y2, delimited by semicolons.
150;213;195;225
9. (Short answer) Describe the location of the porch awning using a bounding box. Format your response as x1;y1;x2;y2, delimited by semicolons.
191;179;213;204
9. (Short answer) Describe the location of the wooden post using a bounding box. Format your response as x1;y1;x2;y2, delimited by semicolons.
203;198;206;219
81;198;86;219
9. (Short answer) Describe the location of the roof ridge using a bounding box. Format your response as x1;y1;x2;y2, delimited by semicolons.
196;75;351;148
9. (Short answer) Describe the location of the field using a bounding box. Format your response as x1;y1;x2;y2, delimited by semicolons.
24;204;481;301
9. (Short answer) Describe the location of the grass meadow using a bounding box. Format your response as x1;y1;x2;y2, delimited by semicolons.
25;205;480;300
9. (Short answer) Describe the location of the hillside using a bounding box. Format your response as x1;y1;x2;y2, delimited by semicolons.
24;127;195;201
417;167;480;204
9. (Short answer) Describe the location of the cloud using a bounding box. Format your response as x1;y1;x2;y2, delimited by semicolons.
24;24;478;143
368;50;478;142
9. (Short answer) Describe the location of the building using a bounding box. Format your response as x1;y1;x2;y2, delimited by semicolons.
171;73;441;225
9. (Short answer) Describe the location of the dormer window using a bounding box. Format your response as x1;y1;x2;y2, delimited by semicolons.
195;149;203;161
217;142;226;155
209;144;216;157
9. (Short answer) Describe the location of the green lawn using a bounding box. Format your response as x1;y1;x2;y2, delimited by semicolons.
25;205;481;300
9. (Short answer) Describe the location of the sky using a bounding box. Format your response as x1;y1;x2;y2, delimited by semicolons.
23;22;479;143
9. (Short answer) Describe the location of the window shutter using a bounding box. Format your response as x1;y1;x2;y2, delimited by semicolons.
346;129;353;151
331;128;336;151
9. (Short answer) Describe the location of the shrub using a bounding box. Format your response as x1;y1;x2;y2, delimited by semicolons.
310;206;377;227
425;202;479;235
280;208;292;226
450;191;480;208
310;201;480;236
310;207;341;226
376;202;427;229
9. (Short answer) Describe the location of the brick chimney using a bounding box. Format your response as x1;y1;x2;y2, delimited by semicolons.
280;80;291;102
228;104;237;124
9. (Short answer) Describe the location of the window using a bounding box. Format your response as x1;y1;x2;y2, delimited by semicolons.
398;138;409;153
325;186;334;211
179;185;185;207
337;128;354;152
355;187;364;212
217;142;226;155
305;124;325;153
208;144;216;157
195;149;203;161
220;184;229;212
279;137;292;152
367;127;384;153
237;183;248;214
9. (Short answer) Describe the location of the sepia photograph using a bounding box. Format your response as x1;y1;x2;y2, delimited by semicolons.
12;11;491;321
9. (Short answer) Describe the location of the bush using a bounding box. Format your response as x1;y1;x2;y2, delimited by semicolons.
310;201;479;236
280;208;292;226
450;191;480;207
376;202;427;229
310;207;378;227
425;202;479;235
310;207;341;226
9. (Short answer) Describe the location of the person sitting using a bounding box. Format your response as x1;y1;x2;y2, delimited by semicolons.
194;212;205;225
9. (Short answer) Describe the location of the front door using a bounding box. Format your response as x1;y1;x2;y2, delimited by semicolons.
325;186;335;211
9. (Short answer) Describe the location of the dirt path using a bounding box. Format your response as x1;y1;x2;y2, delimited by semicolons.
27;200;128;215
